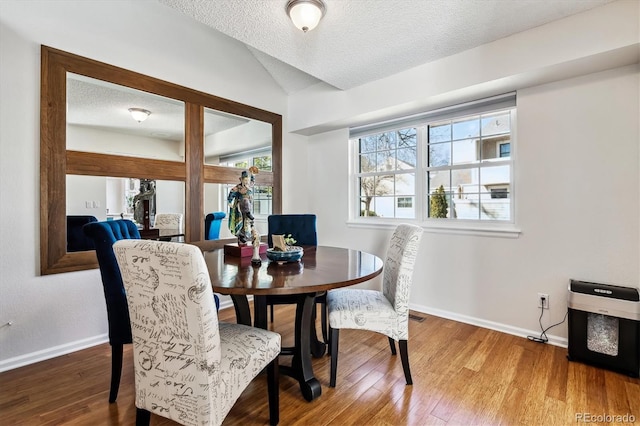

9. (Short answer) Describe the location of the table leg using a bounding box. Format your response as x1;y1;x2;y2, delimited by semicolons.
290;293;322;401
230;295;251;326
310;301;326;358
254;295;268;329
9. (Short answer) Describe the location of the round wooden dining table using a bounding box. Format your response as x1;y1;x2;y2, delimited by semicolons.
201;245;383;401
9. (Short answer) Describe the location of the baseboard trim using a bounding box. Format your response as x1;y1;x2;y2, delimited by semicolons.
0;334;109;373
409;303;568;348
0;299;238;374
1;299;566;373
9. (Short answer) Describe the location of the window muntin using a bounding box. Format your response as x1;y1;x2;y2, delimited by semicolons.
354;106;514;223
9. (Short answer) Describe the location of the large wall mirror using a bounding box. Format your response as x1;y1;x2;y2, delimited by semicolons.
41;46;282;274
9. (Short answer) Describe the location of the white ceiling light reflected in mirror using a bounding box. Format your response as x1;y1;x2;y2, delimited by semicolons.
128;108;151;123
286;0;325;33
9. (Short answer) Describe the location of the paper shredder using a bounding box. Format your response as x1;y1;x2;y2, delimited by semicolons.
567;279;640;377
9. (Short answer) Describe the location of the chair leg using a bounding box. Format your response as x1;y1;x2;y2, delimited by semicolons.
136;408;151;426
320;299;328;344
109;343;124;403
399;340;413;385
388;337;396;355
267;358;280;426
329;327;339;387
270;304;274;323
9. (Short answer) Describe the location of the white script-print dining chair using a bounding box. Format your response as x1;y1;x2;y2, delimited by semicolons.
327;224;423;387
113;240;281;426
153;213;184;241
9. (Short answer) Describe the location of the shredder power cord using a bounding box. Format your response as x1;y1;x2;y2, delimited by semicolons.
527;307;568;344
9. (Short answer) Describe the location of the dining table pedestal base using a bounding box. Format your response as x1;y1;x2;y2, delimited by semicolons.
230;292;325;402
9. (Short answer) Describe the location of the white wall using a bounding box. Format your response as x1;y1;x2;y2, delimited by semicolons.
0;0;287;370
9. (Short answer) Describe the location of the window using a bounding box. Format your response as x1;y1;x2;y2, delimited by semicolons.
351;94;515;224
220;151;273;217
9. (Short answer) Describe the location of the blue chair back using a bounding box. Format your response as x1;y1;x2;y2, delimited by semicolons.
204;211;226;240
67;215;98;252
267;214;317;247
83;220;140;345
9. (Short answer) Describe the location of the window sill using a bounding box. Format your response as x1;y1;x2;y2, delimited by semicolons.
346;218;521;238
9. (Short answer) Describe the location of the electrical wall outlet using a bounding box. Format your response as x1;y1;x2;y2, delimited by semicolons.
538;293;549;309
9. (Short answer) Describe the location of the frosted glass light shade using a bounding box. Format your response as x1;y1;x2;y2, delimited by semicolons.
128;108;151;123
286;0;325;33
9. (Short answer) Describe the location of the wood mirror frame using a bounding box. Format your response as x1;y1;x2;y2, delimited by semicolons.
40;46;282;275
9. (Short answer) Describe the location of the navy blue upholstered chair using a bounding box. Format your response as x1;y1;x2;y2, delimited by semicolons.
83;220;222;404
83;220;140;403
267;214;317;248
266;215;326;341
204;211;226;240
66;215;97;252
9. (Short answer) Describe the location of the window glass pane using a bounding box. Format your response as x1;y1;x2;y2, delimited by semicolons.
452;139;478;165
375;196;395;218
360;196;376;217
452;168;477;191
452;117;480;140
360;153;376;172
252;185;273;216
395;173;415;195
397;128;417;147
427;170;450;194
396;196;415;218
360;136;377;153
428;192;450;218
428;142;451;167
480;194;510;221
396;147;417;169
377;151;394;172
429;123;451;143
377;132;396;150
481;112;510;136
481;136;511;161
480;165;510;188
375;175;394;196
253;156;272;172
359;176;375;198
453;195;480;220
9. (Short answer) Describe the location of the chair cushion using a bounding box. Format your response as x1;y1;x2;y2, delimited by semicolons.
217;323;281;419
327;288;400;340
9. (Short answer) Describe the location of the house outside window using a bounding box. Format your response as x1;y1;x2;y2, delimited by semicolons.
351;94;516;226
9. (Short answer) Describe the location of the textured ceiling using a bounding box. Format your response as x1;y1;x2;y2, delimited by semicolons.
158;0;614;93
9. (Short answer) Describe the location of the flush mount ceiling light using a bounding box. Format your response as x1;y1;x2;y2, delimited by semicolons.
128;108;151;123
286;0;326;33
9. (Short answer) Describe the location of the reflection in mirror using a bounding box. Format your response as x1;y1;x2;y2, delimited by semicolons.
41;46;282;274
203;107;272;169
67;73;185;161
203;183;271;240
66;175;185;251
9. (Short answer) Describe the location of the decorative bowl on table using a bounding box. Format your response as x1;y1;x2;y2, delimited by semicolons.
266;246;304;264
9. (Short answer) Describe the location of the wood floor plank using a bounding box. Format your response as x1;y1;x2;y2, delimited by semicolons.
1;304;638;425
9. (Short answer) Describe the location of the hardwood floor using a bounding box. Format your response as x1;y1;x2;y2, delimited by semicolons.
1;304;638;425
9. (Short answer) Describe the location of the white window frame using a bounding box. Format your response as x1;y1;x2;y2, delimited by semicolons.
348;94;520;238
